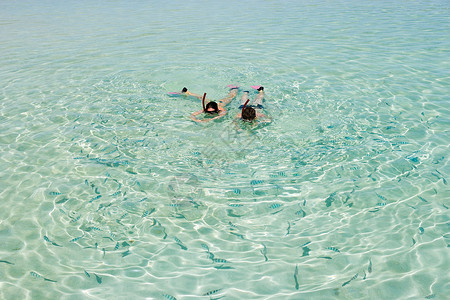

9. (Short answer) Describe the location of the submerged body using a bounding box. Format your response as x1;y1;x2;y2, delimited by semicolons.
188;87;238;123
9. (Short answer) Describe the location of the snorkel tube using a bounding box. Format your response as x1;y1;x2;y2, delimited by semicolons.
241;99;250;115
202;93;207;111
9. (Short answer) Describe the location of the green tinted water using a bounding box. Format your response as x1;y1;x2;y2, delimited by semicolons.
0;0;448;299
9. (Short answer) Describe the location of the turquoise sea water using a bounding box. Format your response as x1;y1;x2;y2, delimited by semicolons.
1;0;449;299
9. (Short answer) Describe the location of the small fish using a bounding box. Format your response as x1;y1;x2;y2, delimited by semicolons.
84;270;90;278
229;204;243;207
233;188;241;194
85;226;102;232
163;294;177;300
55;197;69;204
201;244;210;252
70;215;81;223
425;294;436;299
419;227;424;234
325;193;335;207
30;271;56;282
188;198;201;208
30;271;42;278
212;258;228;263
412;238;416;246
302;241;311;247
226;209;243;218
203;289;222;296
44;236;62;247
294;265;299;290
126;169;137;175
172;213;187;219
302;246;310;257
368;259;372;273
369;208;380;213
142;208;155;218
271;208;284;215
122;250;131;257
228;221;238;229
229;231;245;239
122;241;130;247
70;235;83;242
94;273;102;284
285;222;291;236
327;247;340;253
260;243;268;261
418;196;428;202
431;172;440;180
49;191;62;196
270;203;281;209
214;265;234;270
376;193;387;201
89;195;102;203
102;248;106;258
0;260;14;265
318;256;332;260
114;242;120;250
295;209;306;217
250;179;264;185
174;237;187;250
342;273;358;287
362;270;367;280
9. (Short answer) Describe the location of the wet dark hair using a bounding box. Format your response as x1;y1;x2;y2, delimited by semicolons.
205;101;219;114
242;107;256;121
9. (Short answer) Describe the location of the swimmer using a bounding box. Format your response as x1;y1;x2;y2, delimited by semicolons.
188;86;238;123
235;86;271;123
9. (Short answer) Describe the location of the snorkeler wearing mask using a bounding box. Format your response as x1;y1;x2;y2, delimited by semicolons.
188;86;238;123
235;86;271;123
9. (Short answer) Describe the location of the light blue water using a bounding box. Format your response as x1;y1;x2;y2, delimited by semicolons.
0;1;449;299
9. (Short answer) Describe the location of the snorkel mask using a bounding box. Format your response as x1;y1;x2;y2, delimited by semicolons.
202;93;219;114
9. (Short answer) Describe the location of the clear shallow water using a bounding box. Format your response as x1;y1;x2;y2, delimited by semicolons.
0;0;449;299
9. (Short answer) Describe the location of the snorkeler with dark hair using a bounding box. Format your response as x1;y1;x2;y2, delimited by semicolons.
188;86;238;123
235;86;271;123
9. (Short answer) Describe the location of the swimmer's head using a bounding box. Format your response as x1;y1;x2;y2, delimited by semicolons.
205;101;219;114
242;107;256;121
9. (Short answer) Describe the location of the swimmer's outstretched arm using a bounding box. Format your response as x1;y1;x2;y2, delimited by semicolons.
190;108;227;123
190;110;204;122
257;113;272;123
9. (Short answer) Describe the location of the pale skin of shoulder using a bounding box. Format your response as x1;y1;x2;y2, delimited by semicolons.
190;107;227;123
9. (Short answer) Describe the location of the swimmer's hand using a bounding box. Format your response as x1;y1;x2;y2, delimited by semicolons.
190;109;227;123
